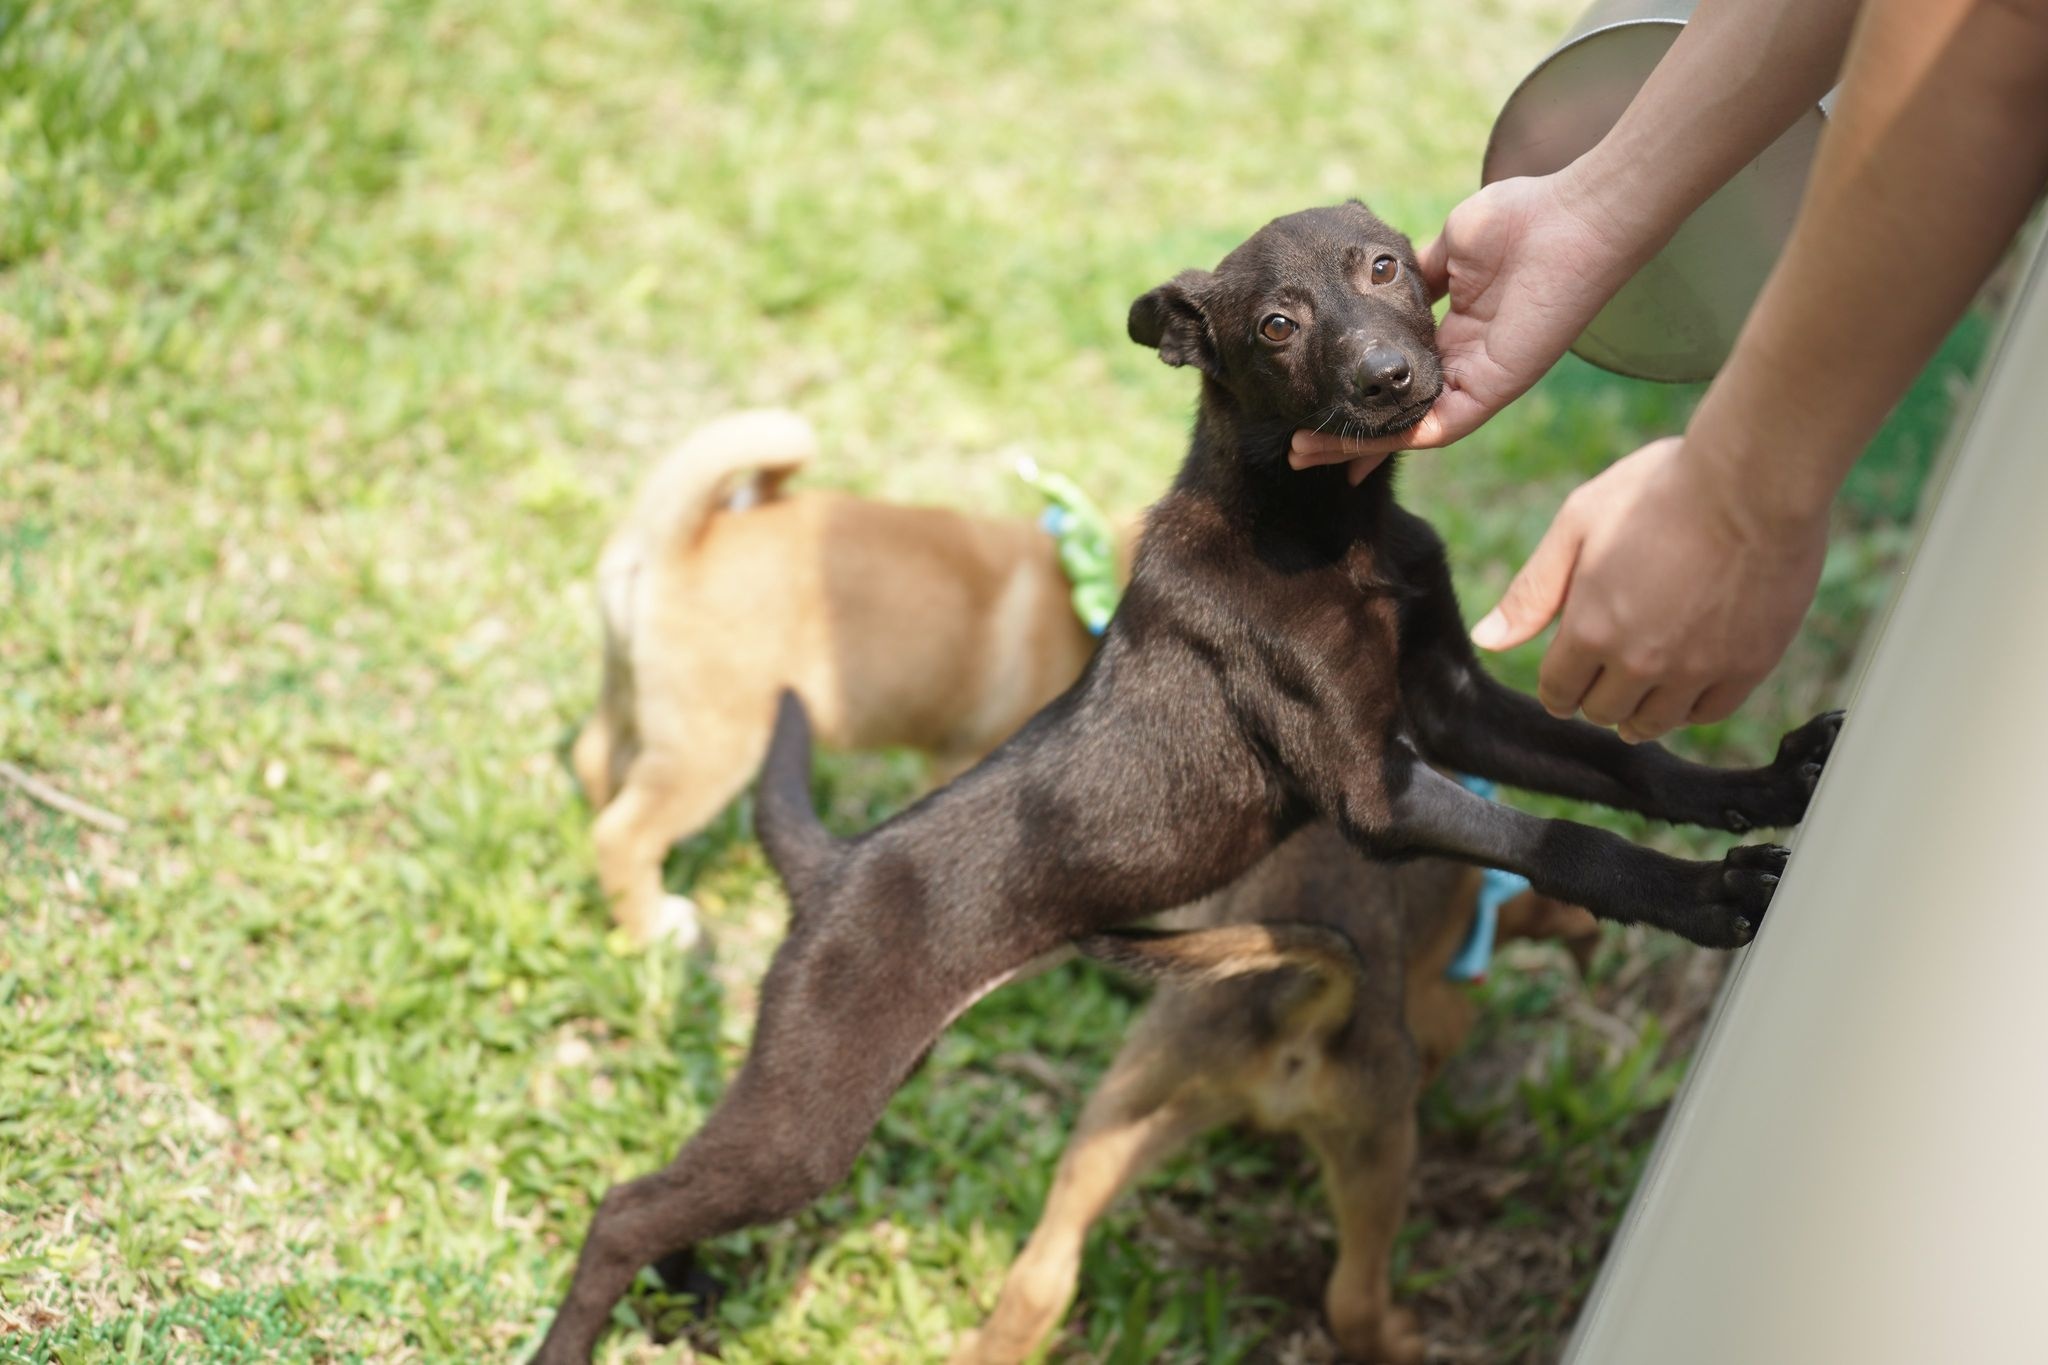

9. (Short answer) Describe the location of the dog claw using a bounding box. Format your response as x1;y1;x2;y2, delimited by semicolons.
1725;710;1845;831
1727;843;1791;872
1777;711;1845;776
1696;843;1790;948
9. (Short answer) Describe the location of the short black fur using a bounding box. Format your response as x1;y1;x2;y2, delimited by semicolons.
529;203;1841;1362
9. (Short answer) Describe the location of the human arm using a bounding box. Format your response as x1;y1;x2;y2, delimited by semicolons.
1474;0;2048;739
1291;0;1864;479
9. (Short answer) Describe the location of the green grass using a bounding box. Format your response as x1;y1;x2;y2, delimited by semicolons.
0;1;1983;1361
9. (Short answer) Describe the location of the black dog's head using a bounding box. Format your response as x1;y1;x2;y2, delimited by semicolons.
1128;202;1441;438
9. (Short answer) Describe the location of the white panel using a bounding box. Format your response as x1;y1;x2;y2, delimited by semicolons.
1566;230;2048;1364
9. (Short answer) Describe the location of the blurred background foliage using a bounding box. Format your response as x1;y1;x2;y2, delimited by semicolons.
0;0;1984;1360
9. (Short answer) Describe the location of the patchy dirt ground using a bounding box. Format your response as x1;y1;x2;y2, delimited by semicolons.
1026;935;1734;1365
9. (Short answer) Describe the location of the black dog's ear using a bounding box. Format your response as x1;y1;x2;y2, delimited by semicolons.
1128;269;1219;376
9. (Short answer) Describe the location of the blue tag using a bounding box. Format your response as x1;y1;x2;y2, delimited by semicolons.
1445;775;1532;983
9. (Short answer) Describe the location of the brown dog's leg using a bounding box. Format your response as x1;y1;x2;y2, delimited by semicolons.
952;1044;1230;1365
1308;1114;1426;1365
570;714;627;810
573;597;640;808
591;744;758;946
1402;980;1477;1086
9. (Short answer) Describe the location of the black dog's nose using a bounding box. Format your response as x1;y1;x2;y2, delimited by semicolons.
1357;345;1413;401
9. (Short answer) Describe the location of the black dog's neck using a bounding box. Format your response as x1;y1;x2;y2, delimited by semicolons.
1174;385;1396;558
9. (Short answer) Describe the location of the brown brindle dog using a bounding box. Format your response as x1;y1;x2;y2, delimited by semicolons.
529;203;1840;1363
950;825;1598;1365
572;410;1109;947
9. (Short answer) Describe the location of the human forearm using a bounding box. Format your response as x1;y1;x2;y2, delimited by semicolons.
1474;0;2048;740
1688;0;2048;523
1560;0;1864;273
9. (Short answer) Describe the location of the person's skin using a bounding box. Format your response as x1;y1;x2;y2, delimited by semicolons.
1291;0;1866;474
1299;0;2048;741
1521;0;2048;739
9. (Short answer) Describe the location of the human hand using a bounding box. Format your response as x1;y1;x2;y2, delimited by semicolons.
1470;436;1828;742
1291;173;1641;483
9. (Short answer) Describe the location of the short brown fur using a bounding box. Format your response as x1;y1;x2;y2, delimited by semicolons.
952;827;1599;1364
573;410;1108;945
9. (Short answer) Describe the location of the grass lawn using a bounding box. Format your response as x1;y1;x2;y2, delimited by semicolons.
0;1;1983;1361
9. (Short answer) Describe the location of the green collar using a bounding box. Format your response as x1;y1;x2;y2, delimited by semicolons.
1017;456;1119;635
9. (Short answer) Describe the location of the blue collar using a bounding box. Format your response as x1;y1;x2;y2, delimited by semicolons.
1444;775;1533;983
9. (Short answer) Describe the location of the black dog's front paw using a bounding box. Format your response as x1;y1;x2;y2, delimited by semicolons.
1690;843;1788;948
1720;710;1844;832
1775;709;1844;787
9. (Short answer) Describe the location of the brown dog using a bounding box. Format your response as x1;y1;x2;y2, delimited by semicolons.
572;411;1107;946
950;825;1598;1365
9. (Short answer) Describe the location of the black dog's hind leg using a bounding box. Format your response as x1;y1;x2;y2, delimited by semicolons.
528;911;1026;1364
1367;756;1787;948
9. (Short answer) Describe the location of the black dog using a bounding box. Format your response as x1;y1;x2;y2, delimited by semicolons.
530;202;1838;1362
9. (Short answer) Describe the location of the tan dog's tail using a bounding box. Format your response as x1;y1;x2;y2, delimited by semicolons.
623;408;817;560
1078;922;1362;1031
579;411;817;808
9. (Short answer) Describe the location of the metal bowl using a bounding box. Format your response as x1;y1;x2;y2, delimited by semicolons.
1482;0;1829;382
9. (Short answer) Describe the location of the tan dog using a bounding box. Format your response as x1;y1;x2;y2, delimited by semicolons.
951;824;1599;1365
572;411;1107;947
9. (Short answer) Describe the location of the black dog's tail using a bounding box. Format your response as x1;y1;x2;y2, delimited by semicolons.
1077;922;1364;1034
756;690;843;910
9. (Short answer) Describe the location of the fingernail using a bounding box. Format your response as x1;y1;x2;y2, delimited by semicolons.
1470;610;1508;649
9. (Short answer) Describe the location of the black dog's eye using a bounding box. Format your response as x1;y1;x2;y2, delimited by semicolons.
1370;255;1399;286
1259;314;1297;343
